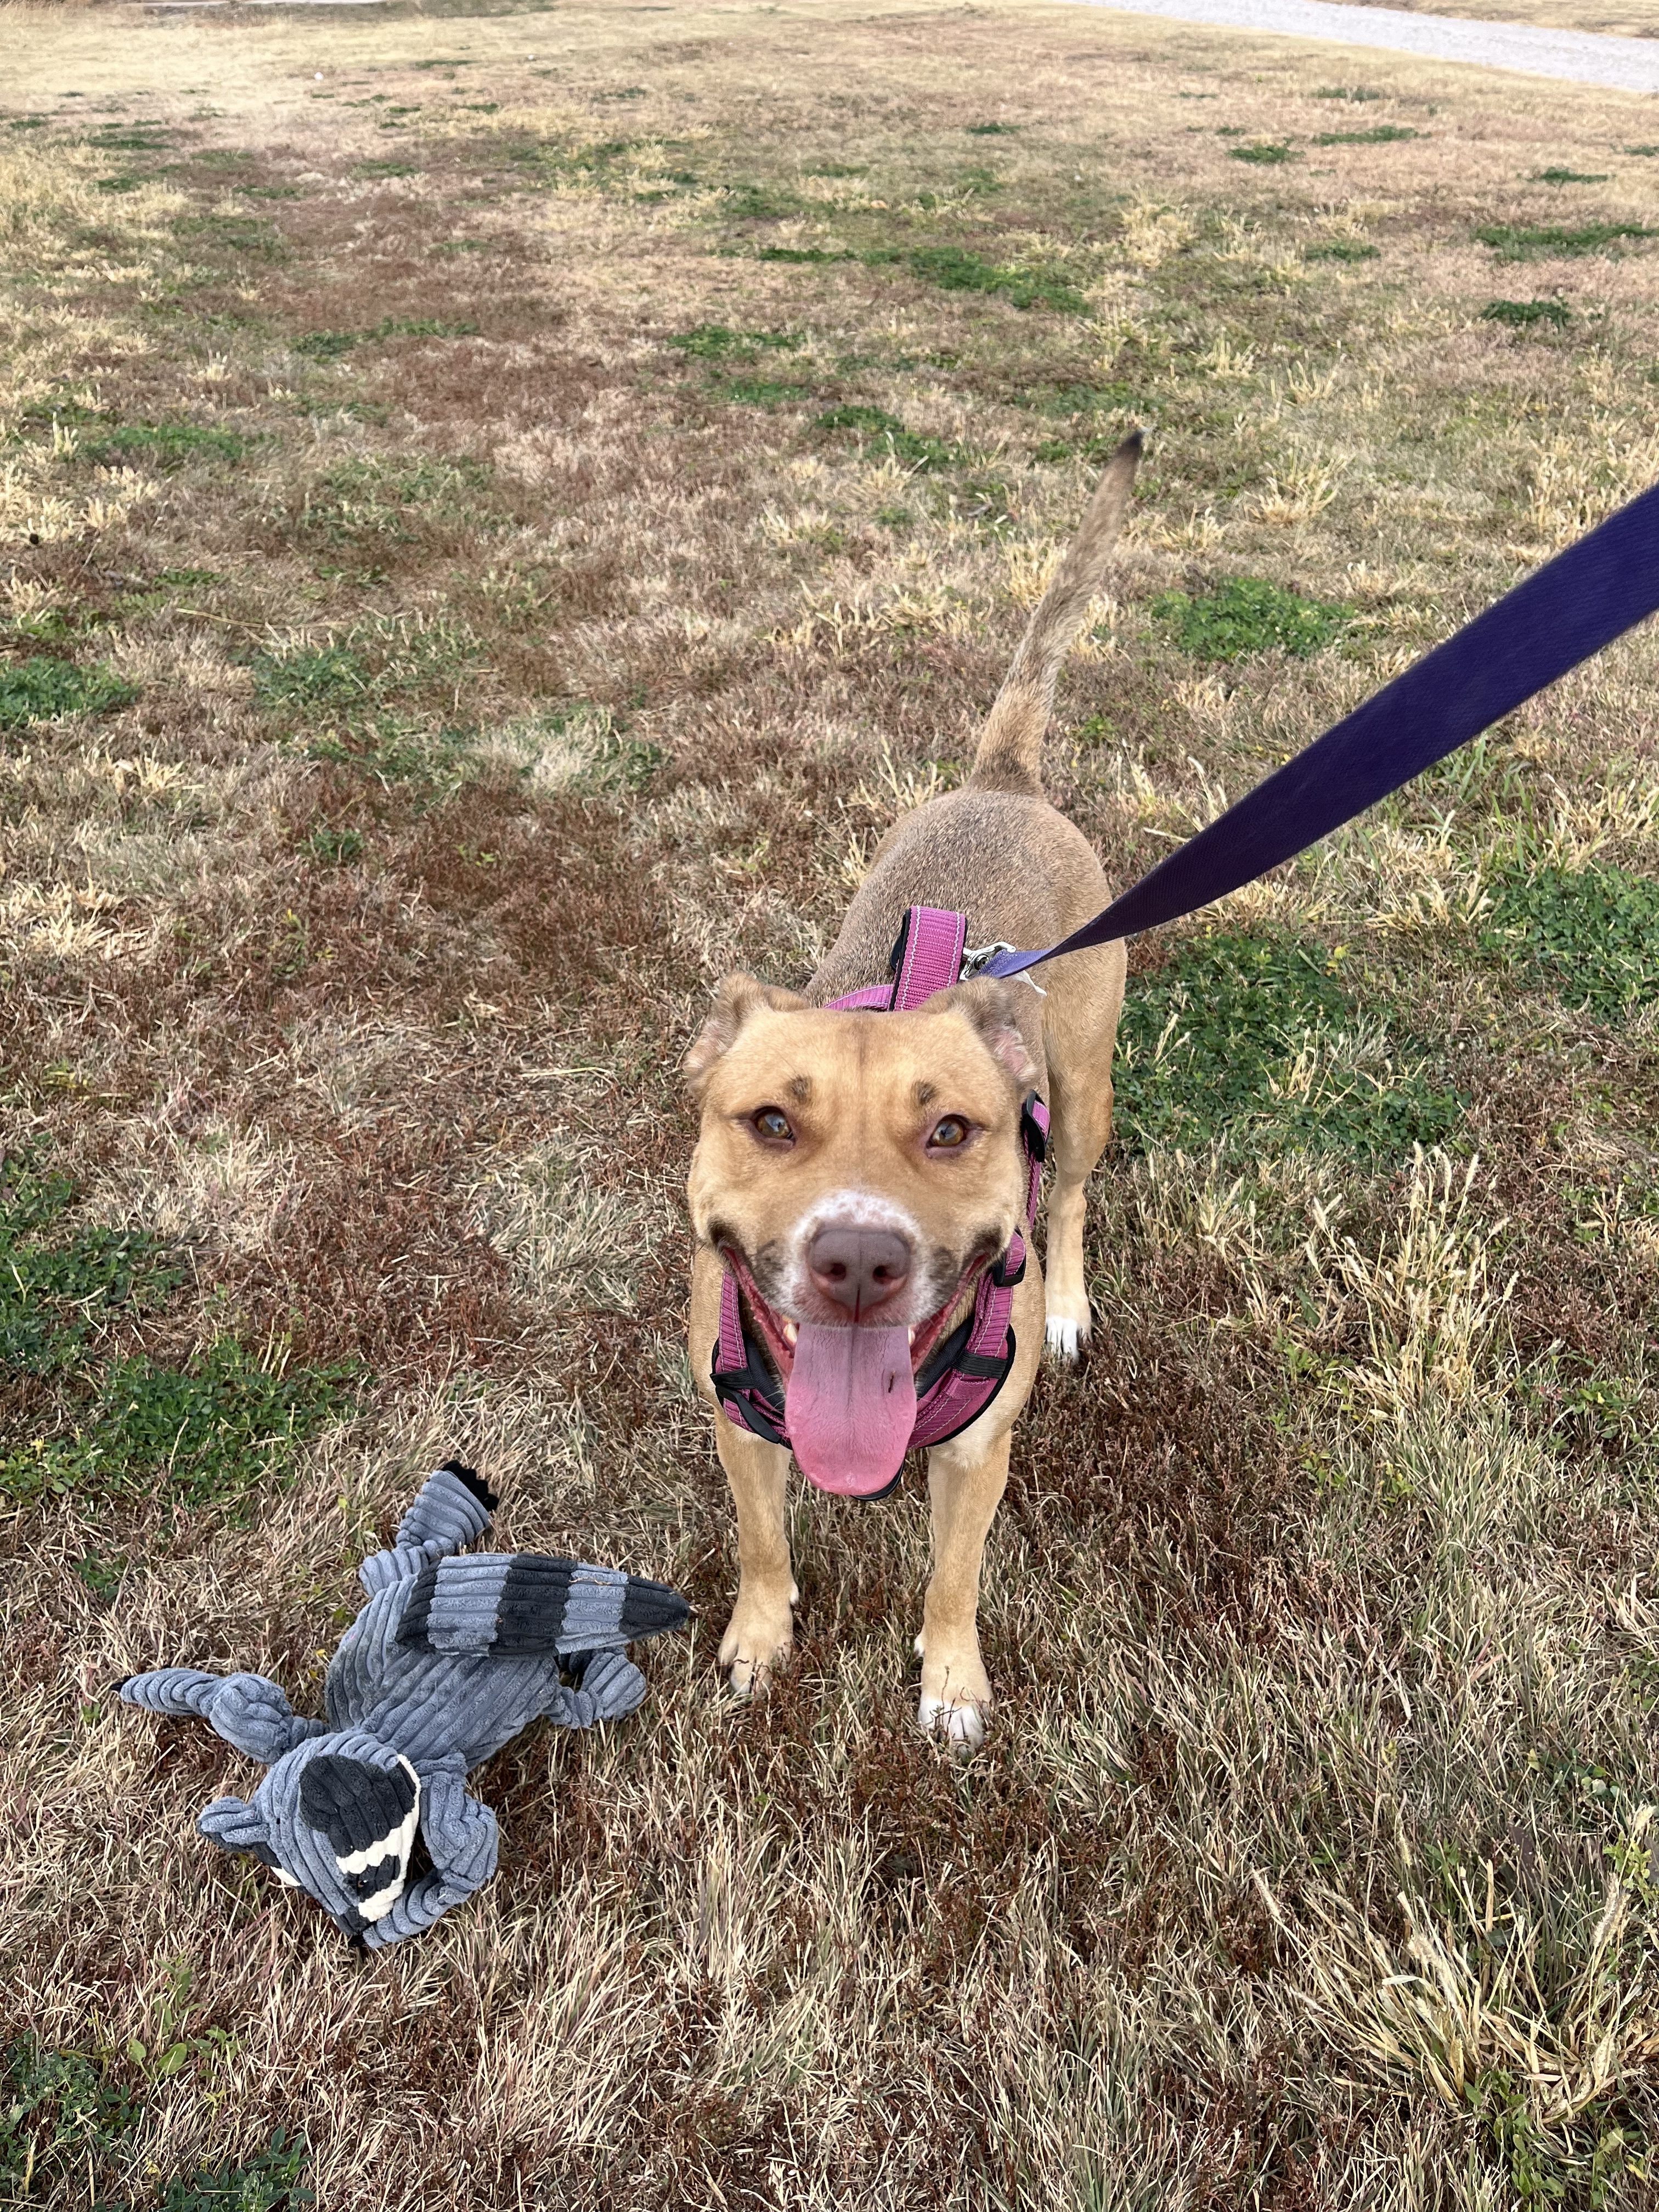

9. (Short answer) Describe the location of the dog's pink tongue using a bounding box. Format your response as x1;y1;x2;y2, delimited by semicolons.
786;1322;915;1497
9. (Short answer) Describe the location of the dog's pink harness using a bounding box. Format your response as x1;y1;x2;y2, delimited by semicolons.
712;906;1048;1493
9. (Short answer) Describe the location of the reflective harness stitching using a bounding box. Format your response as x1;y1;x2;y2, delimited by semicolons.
712;906;1048;1465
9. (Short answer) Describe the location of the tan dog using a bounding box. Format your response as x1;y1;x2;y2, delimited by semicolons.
685;438;1141;1747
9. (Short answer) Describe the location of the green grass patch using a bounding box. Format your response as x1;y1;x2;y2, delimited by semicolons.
1481;298;1571;329
1480;859;1659;1022
667;323;800;357
756;245;855;265
304;713;478;792
175;212;284;261
255;612;483;718
723;180;805;222
1314;125;1419;146
1306;241;1380;261
1;1336;357;1510
1023;379;1141;416
79;419;249;467
1532;167;1610;184
816;403;962;470
1229;142;1297;166
1;2036;134;2198
1313;85;1384;99
293;330;355;360
294;316;478;359
893;244;1086;312
305;825;363;865
155;2132;310;2212
87;121;169;149
1032;432;1133;465
0;1153;179;1377
77;1551;125;1600
352;159;417;179
251;641;374;711
574;720;664;794
0;1153;355;1510
1152;575;1354;662
1475;220;1654;258
297;454;492;544
1116;932;1463;1158
0;656;138;728
712;375;808;407
370;315;479;341
965;121;1019;135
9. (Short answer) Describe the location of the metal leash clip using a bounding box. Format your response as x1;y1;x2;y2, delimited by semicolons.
962;942;1046;995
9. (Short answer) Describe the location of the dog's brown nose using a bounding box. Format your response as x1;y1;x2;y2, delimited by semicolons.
806;1226;912;1318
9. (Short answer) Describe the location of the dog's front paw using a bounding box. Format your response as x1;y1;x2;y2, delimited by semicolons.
718;1584;797;1697
918;1688;988;1756
1043;1312;1088;1363
917;1638;991;1758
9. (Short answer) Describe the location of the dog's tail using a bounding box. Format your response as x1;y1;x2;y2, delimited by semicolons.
970;431;1142;794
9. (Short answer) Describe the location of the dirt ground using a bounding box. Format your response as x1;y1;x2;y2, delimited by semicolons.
4;1;1659;2205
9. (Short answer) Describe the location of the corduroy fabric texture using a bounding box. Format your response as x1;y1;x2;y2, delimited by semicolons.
120;1463;689;1949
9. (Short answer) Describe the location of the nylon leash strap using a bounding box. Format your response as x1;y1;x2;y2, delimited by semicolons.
978;479;1659;979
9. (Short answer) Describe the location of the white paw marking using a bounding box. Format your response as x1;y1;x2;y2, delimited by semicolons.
917;1691;986;1754
1045;1316;1087;1362
724;1645;789;1700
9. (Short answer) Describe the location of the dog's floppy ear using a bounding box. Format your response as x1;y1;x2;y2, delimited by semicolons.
934;979;1041;1090
685;974;809;1095
198;1795;272;1855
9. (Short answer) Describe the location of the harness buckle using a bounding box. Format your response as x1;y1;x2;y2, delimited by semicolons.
962;941;1046;995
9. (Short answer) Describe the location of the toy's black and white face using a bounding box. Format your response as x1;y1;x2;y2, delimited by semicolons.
199;1736;420;1943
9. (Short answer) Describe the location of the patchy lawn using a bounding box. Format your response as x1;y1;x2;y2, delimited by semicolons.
4;1;1659;2205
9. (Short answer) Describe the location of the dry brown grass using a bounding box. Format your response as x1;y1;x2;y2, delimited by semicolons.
4;1;1659;2204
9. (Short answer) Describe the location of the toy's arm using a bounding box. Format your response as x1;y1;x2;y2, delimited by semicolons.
543;1647;648;1730
361;1763;499;1951
395;1553;689;1656
120;1669;325;1762
358;1463;500;1596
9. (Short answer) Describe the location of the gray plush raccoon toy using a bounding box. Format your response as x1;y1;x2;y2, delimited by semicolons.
120;1462;689;1950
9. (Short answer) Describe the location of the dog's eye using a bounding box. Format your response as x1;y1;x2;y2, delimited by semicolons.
751;1107;794;1144
929;1117;969;1150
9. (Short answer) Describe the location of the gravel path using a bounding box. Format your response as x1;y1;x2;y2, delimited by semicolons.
1070;0;1659;93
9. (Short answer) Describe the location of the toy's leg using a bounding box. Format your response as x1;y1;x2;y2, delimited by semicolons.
394;1463;496;1555
544;1649;647;1730
916;1424;1012;1754
362;1464;500;1596
121;1669;321;1763
713;1419;797;1694
121;1668;224;1721
363;1764;498;1951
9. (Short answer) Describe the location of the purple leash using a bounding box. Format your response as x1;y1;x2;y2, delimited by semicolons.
978;479;1659;980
